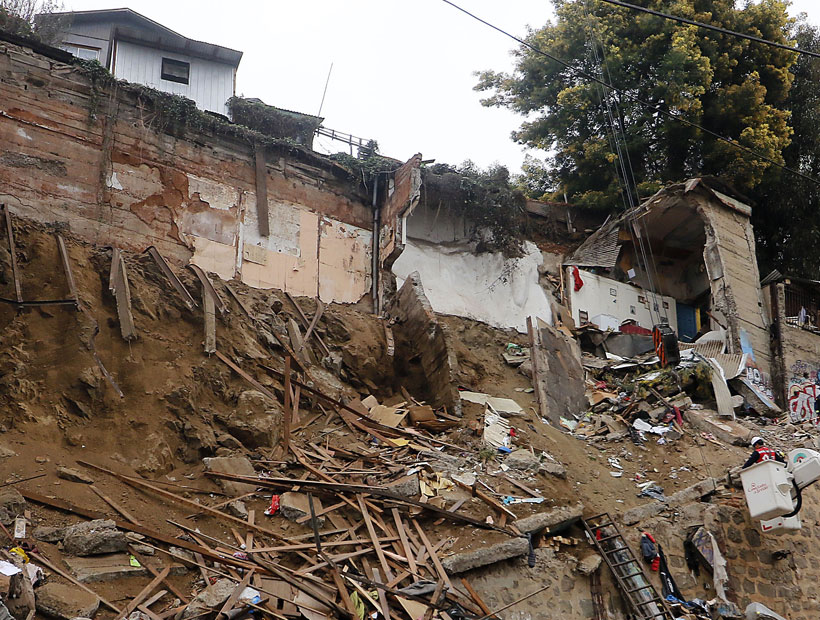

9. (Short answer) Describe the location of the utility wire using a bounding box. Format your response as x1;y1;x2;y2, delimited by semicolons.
440;0;820;188
596;0;820;60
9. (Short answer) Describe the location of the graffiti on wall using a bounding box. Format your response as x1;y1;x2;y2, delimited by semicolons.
739;329;776;402
788;360;820;424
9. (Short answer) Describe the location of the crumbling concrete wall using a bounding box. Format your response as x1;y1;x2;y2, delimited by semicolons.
768;282;820;423
388;271;460;415
693;188;773;384
0;37;373;303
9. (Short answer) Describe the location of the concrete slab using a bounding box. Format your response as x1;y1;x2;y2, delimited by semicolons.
202;456;257;494
686;409;752;445
65;553;147;583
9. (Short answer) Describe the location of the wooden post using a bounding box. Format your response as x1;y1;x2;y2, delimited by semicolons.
527;316;549;422
283;356;292;453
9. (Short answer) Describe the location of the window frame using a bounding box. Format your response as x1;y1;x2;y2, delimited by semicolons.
161;57;190;85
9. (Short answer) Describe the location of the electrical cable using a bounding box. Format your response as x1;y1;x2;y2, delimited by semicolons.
583;0;665;323
439;0;820;188
596;0;820;60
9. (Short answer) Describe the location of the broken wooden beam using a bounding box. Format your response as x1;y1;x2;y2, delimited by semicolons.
143;246;196;310
187;263;227;315
109;248;137;341
254;144;270;237
55;234;79;303
2;205;22;304
203;280;216;354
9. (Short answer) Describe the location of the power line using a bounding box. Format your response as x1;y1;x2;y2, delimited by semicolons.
596;0;820;60
439;0;820;188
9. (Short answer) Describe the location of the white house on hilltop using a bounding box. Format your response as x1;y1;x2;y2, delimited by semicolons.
50;8;242;117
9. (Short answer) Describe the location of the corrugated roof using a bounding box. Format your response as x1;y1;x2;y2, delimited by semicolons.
564;219;621;268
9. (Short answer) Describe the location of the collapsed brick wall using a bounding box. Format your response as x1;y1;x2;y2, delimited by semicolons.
0;38;377;303
388;271;461;415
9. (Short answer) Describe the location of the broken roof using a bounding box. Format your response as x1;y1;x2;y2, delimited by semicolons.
564;178;753;269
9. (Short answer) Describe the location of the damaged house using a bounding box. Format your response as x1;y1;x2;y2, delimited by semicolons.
564;178;777;410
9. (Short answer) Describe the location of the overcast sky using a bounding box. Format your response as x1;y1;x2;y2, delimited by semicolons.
63;0;819;174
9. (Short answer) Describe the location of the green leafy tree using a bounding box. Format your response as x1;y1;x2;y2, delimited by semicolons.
1;0;68;45
751;22;820;277
478;0;797;209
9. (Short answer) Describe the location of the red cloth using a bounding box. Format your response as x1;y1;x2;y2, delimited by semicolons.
572;266;584;292
651;556;660;572
619;323;652;335
264;494;280;516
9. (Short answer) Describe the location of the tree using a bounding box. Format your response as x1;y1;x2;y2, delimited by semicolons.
477;0;797;209
0;0;68;45
751;22;820;277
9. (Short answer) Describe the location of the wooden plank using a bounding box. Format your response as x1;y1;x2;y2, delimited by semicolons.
527;316;549;422
91;485;141;524
373;568;393;620
453;478;517;522
115;566;170;620
143;246;196;310
31;552;121;614
109;249;137;341
422;580;446;620
217;569;254;619
203;282;216;354
460;578;495;619
283;356;292;453
55;234;78;301
295;501;346;524
391;508;418;576
299;299;324;353
3;206;22;303
246;537;399;553
254;144;270;237
500;474;541;499
246;509;255;551
357;495;393;583
411;520;452;589
129;548;190;604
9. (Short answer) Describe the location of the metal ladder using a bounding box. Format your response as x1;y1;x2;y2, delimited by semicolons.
582;513;675;620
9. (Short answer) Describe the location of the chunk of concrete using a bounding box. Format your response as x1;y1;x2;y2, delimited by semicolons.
33;526;64;543
280;492;324;526
35;582;100;620
441;538;530;574
539;461;567;479
685;409;752;446
227;500;249;520
56;467;94;484
64;554;148;583
505;449;540;472
576;553;602;575
385;474;420;499
622;478;719;525
62;520;127;556
175;578;235;620
202;456;257;495
515;503;584;535
0;488;25;526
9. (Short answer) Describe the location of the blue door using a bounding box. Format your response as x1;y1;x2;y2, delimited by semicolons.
676;302;697;342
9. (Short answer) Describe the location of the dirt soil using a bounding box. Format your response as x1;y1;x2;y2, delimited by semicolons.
0;222;753;618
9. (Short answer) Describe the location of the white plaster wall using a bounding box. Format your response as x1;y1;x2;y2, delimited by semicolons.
392;239;552;333
568;268;678;332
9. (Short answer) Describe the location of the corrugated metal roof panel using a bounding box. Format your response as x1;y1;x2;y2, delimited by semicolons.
564;222;621;268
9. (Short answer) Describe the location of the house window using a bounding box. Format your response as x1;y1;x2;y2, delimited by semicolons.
63;44;100;61
161;58;190;84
